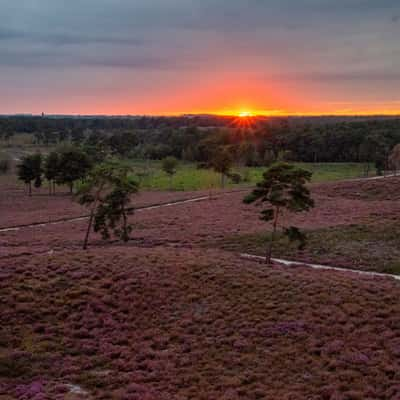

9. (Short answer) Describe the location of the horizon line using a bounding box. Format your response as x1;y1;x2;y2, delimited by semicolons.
1;112;400;118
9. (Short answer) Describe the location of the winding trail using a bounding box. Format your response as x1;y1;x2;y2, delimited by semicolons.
240;253;400;282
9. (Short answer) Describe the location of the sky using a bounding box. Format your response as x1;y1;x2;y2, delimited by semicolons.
1;0;400;116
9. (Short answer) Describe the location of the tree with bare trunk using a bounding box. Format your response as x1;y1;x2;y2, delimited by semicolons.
244;163;315;264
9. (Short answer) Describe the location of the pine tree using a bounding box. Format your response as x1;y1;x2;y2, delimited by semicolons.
244;163;315;264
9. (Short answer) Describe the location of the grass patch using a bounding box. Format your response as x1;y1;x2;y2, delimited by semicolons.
214;223;400;274
0;154;372;192
126;160;370;191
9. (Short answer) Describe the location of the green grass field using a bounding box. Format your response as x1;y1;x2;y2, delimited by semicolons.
127;160;372;191
0;153;373;191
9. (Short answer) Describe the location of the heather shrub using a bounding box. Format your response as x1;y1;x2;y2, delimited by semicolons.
0;352;30;378
228;172;242;184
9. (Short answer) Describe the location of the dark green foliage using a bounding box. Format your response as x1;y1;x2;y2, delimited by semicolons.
359;134;390;176
70;128;85;144
389;144;400;171
3;115;400;170
44;151;60;194
211;147;233;188
162;156;178;189
0;156;11;174
76;160;139;248
93;184;135;242
17;153;43;195
228;172;242;184
44;151;60;181
56;146;92;193
244;162;314;263
162;156;178;176
284;226;307;250
107;131;138;157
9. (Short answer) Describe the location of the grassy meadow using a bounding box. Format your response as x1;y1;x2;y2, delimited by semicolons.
127;160;372;191
0;152;373;191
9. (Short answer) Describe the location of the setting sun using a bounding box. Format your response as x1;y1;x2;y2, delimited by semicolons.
238;111;254;118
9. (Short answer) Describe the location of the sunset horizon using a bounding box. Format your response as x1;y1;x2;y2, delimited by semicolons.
1;1;400;118
4;108;400;118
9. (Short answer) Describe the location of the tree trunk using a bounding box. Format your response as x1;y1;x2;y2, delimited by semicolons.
83;209;95;250
28;182;32;196
266;207;280;265
53;181;56;195
69;182;73;194
83;184;105;249
122;206;129;242
221;173;225;188
48;181;52;195
366;163;370;177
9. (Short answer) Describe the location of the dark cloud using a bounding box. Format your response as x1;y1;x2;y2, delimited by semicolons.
302;71;400;82
0;48;177;69
0;28;145;46
0;27;24;40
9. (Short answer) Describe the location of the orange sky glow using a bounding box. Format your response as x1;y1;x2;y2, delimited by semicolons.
1;1;400;117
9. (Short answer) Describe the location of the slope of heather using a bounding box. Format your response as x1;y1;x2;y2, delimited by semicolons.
313;176;400;201
1;247;400;399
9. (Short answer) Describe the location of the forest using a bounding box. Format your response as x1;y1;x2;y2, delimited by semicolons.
1;115;400;168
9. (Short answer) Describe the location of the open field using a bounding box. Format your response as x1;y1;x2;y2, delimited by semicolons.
1;174;400;399
128;161;373;191
0;157;373;192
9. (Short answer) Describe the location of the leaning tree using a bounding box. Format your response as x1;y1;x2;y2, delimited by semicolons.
75;160;139;249
244;162;315;264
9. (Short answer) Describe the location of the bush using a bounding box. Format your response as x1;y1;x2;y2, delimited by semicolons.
196;162;208;169
0;158;10;174
228;172;242;184
242;169;251;182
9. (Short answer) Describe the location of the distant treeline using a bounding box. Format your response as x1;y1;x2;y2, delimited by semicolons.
1;115;400;168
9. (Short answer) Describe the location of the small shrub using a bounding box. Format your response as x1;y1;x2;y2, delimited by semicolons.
228;172;242;184
0;352;30;378
196;162;208;169
0;158;10;174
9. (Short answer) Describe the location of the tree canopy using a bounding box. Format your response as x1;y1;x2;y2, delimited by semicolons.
76;160;139;249
17;153;43;196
